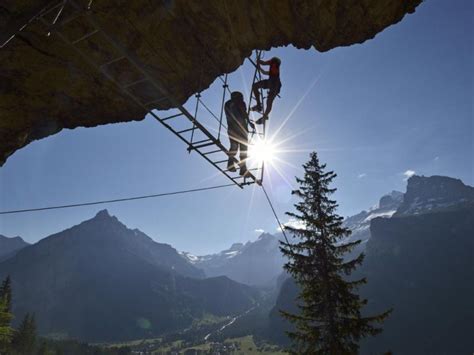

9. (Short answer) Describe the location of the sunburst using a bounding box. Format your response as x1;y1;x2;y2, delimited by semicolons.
248;136;277;164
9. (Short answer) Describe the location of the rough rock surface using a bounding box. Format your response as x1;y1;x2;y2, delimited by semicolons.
0;0;422;166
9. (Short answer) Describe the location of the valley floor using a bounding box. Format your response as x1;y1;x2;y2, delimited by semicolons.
106;335;285;355
180;336;286;355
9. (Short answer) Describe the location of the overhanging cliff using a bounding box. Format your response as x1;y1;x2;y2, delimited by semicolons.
0;0;422;166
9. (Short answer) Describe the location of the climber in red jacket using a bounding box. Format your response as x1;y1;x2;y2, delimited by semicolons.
251;56;282;124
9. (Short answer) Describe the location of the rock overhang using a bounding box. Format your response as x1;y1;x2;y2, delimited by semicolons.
0;0;423;166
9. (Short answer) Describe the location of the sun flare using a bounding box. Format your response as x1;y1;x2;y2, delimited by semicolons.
248;138;277;164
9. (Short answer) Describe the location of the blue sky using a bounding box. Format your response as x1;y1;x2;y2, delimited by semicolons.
0;0;472;255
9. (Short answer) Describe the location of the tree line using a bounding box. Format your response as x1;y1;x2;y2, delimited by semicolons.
0;276;129;355
0;276;38;355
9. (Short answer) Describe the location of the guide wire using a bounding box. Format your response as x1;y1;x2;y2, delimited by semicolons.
261;183;292;248
0;183;236;215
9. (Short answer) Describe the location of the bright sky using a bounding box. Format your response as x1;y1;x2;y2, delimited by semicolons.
0;0;472;255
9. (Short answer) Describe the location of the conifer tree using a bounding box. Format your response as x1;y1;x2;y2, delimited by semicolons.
0;276;13;354
0;277;12;312
11;313;37;355
280;152;390;354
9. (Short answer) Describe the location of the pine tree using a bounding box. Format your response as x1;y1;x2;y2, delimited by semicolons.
280;152;391;354
0;277;12;312
0;276;13;354
11;313;37;355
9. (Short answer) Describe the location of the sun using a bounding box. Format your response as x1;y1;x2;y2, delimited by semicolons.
248;138;277;164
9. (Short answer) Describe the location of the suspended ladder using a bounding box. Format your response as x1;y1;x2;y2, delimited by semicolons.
1;0;269;188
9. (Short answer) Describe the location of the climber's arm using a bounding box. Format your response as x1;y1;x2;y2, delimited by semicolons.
257;59;271;75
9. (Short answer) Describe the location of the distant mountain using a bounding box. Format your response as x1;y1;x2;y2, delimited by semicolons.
0;210;258;342
341;175;474;246
395;175;474;216
343;190;403;244
183;233;285;286
183;242;245;265
0;234;29;261
181;242;245;267
267;175;474;354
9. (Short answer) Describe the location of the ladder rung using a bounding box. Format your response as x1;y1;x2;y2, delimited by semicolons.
234;175;250;180
191;138;213;146
234;173;257;181
224;167;259;174
203;149;221;155
100;56;125;68
213;159;228;164
72;29;99;44
177;127;195;134
191;141;215;150
122;77;148;89
162;112;184;121
194;142;216;150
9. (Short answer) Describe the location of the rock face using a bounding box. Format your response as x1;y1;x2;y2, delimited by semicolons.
396;175;474;216
360;206;474;354
0;0;422;166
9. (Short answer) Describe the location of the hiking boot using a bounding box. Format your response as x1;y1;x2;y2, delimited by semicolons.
227;158;237;172
256;115;268;125
251;104;263;113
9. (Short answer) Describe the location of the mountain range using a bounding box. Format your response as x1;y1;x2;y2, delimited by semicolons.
182;232;285;287
0;210;258;342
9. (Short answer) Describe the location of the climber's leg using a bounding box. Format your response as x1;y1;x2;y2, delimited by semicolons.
239;140;249;176
264;92;276;117
256;79;280;124
251;80;269;112
227;136;238;172
256;92;275;124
